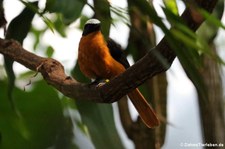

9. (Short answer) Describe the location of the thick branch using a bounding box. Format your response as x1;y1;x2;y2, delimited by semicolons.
0;39;102;102
0;0;217;103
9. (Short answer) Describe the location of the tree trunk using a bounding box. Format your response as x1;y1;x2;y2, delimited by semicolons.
118;1;168;148
198;43;225;148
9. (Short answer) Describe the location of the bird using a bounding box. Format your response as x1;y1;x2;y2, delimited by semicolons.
78;18;159;128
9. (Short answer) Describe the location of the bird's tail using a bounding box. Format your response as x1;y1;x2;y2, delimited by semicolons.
128;88;160;128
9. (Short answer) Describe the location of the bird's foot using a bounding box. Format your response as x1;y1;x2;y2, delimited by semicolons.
96;79;110;87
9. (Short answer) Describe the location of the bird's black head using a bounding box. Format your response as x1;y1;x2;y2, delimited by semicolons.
82;19;101;36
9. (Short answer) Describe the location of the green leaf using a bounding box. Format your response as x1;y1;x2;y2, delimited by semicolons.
162;6;182;26
4;1;38;112
197;0;224;42
132;0;168;33
46;0;86;24
163;0;178;15
0;80;64;149
60;97;95;149
93;0;111;37
46;46;55;58
20;0;55;32
167;27;208;101
7;1;38;42
53;14;66;37
79;15;89;30
76;102;125;149
42;16;55;32
199;9;225;31
110;5;129;25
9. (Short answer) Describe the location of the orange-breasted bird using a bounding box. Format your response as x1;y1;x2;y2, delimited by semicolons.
78;19;159;128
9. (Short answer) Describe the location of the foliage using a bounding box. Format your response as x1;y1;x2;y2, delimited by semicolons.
0;0;224;149
0;80;67;149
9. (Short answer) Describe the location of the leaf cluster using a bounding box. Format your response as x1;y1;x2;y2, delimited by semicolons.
0;0;223;148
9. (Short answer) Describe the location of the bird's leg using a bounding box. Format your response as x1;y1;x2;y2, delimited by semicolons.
87;78;101;88
90;78;110;87
96;79;110;87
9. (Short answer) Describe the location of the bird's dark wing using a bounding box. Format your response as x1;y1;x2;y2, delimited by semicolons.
107;38;130;69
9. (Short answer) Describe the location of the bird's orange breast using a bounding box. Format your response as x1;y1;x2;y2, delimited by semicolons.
78;31;125;79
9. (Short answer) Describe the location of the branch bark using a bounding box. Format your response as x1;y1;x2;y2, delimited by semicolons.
0;0;218;103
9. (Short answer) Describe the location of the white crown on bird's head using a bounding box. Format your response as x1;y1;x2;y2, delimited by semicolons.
85;19;101;25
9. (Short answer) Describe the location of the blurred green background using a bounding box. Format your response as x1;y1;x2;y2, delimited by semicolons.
0;0;224;149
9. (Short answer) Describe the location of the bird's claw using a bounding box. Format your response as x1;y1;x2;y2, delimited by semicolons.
96;79;110;87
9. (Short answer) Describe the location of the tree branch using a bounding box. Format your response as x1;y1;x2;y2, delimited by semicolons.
100;0;218;102
0;0;218;103
0;39;102;102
